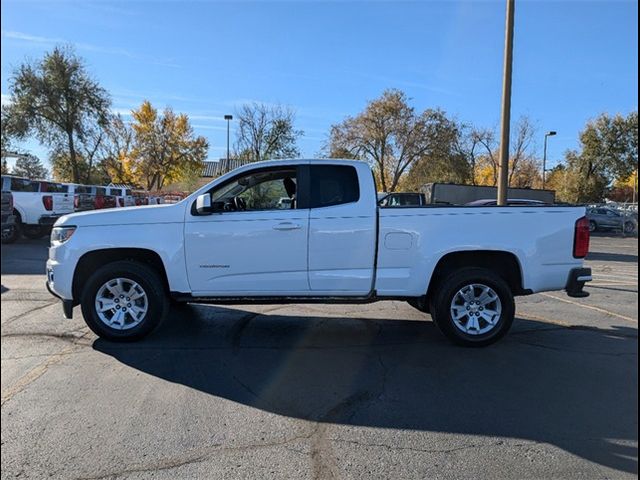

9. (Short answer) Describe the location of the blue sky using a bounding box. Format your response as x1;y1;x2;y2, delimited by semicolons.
1;0;638;172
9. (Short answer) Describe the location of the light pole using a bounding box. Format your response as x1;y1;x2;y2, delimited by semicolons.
224;114;233;162
497;0;516;205
542;130;556;189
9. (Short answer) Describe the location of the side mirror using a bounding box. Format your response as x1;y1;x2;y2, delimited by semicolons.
196;193;212;215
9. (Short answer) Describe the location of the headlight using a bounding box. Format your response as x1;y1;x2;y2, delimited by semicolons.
51;226;76;245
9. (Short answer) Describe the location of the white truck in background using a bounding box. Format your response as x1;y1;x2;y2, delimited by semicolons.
46;159;592;346
1;176;74;240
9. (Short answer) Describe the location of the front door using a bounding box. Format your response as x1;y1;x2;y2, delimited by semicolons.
185;165;309;296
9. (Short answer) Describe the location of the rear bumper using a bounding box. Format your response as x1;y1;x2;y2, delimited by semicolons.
39;215;61;226
565;267;592;298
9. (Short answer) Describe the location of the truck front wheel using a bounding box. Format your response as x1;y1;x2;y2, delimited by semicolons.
429;268;515;347
80;261;169;341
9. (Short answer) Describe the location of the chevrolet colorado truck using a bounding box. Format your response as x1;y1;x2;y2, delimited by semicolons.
46;159;592;346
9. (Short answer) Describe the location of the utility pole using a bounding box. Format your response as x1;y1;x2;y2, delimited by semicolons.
497;0;516;205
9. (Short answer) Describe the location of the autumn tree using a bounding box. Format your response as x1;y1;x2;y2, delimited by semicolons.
235;103;302;162
100;114;137;185
468;117;540;187
130;101;208;191
12;154;48;179
328;89;454;192
400;113;472;190
4;47;111;184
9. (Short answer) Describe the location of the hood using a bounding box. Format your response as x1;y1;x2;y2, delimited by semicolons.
54;202;187;227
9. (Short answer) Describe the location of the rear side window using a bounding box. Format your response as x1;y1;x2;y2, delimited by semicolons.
10;178;39;192
125;189;132;196
309;165;359;208
75;185;90;194
95;187;106;195
42;183;68;193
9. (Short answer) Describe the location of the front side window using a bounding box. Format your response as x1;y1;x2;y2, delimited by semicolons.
210;168;298;211
309;165;359;208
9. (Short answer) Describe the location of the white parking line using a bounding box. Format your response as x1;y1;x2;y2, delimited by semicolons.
540;293;637;323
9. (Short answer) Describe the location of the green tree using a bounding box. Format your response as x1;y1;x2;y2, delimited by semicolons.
235;103;302;162
4;46;111;183
557;112;638;203
131;101;208;191
12;154;48;179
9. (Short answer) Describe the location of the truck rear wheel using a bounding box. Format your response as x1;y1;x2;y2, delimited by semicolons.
80;261;169;341
429;267;515;347
1;224;19;244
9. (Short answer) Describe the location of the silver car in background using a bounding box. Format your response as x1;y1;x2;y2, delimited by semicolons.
587;207;637;233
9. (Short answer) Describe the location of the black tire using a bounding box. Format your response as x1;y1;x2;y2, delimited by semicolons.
429;267;515;347
80;260;169;341
624;221;636;234
22;225;46;239
588;220;597;233
1;224;19;244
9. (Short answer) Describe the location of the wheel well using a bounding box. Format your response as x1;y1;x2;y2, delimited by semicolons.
72;248;169;301
426;250;525;302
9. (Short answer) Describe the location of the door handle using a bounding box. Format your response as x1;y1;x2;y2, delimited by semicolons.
273;222;301;231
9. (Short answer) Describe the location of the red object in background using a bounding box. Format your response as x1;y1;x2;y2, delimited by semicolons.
573;216;590;258
94;195;105;209
42;195;53;211
74;195;79;209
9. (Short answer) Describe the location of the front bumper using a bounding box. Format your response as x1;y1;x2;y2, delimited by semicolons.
565;267;592;298
46;280;74;319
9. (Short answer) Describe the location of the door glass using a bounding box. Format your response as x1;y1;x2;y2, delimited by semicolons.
211;168;297;211
309;165;359;208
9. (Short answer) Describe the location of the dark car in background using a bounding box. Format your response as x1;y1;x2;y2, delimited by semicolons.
378;192;426;207
587;207;637;233
1;190;17;244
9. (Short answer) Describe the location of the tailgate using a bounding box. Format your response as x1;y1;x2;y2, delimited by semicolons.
52;193;74;214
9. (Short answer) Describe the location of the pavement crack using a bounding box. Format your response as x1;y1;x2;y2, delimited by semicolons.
72;432;318;480
1;301;58;325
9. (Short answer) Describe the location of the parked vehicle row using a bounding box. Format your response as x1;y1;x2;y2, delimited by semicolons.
0;175;153;244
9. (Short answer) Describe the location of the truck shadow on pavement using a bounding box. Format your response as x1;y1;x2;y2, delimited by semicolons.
94;305;638;475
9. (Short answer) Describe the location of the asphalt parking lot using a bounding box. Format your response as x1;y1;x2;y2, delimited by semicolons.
1;235;637;479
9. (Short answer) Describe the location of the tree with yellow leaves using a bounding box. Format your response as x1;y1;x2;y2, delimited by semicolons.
129;101;208;191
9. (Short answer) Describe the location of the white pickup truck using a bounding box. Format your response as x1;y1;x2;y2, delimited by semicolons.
46;159;592;346
1;176;74;239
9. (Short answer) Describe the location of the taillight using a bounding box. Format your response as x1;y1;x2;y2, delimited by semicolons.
95;195;105;209
42;195;53;211
74;195;79;208
574;216;590;258
118;198;124;207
